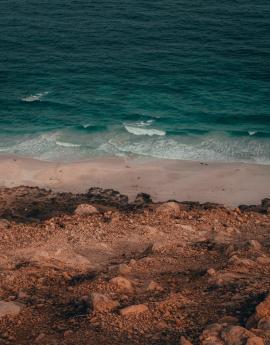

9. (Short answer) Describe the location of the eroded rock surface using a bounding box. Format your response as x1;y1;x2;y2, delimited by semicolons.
0;187;270;345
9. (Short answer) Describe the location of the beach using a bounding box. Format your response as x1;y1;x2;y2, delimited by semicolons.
1;155;270;207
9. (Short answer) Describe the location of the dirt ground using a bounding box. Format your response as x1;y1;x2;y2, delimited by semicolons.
0;186;270;345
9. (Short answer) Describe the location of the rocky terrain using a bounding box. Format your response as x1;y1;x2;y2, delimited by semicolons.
0;186;270;345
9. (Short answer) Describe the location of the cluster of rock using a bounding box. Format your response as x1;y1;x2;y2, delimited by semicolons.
199;294;270;345
1;190;270;344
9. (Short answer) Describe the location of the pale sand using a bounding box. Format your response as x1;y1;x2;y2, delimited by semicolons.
0;155;269;206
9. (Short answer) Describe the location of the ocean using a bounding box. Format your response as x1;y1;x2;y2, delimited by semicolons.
1;0;270;163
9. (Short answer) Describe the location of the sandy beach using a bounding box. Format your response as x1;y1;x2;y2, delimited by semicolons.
0;155;270;207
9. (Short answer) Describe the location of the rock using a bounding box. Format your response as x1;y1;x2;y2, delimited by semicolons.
133;193;152;207
0;219;10;229
156;320;168;330
181;225;194;232
146;281;163;292
63;330;73;338
91;293;119;312
151;241;167;253
35;333;46;342
229;256;257;268
221;325;254;345
258;316;270;330
74;204;98;216
248;240;262;251
246;337;265;345
118;264;131;275
87;188;128;208
209;272;242;287
200;323;225;344
17;291;29;300
109;276;133;293
256;256;270;265
180;336;193;345
156;202;181;217
0;301;21;318
255;295;270;320
219;316;239;325
207;268;216;276
120;304;149;317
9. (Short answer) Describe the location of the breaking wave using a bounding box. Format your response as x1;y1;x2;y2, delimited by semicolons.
21;92;49;102
55;141;81;148
124;123;166;136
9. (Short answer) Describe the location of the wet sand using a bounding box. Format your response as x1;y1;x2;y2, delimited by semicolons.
1;155;270;206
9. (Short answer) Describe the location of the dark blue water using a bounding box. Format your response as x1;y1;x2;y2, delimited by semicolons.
1;0;270;162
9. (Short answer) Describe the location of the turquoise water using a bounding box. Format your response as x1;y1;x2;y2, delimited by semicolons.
1;0;270;163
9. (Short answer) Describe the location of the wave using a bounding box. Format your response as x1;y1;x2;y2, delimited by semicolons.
248;131;257;136
55;141;81;148
21;91;49;103
101;133;270;165
124;124;166;136
77;124;108;132
1;128;270;165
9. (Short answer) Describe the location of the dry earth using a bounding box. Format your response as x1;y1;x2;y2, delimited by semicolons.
0;186;270;345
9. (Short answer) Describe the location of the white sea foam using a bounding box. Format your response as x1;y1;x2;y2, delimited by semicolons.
55;141;81;147
102;133;270;164
21;91;49;102
248;131;257;136
124;124;166;136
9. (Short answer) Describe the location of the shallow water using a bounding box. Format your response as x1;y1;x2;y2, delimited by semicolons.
1;0;270;163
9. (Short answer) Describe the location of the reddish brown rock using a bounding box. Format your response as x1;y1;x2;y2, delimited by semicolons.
109;276;134;294
91;293;119;312
120;304;149;317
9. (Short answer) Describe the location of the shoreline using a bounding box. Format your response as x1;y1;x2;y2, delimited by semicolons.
1;154;270;207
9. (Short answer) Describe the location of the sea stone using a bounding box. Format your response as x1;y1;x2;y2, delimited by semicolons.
91;293;119;312
0;301;21;318
109;276;133;293
74;204;98;216
120;304;149;317
156;202;181;217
